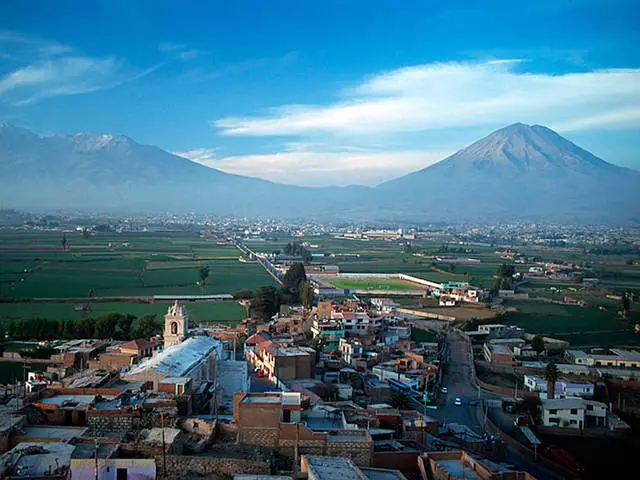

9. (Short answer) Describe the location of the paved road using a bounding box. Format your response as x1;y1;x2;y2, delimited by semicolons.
412;325;565;480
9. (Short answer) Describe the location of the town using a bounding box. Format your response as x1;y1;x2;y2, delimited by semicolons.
1;214;639;479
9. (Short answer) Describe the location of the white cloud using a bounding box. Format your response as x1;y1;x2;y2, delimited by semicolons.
179;146;449;187
159;42;205;61
0;29;72;58
0;56;157;105
214;60;640;136
174;148;218;167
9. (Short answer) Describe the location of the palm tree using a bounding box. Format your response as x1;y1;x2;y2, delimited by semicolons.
545;361;559;399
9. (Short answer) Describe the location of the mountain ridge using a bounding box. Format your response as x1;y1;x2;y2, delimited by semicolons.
1;122;638;223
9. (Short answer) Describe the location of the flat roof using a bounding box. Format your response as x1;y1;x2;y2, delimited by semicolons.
16;426;87;442
434;459;483;480
40;394;116;407
303;455;365;480
488;344;512;355
0;442;75;476
540;398;585;410
360;468;407;480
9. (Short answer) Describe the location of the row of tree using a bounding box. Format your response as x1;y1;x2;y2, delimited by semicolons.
250;262;315;321
5;313;161;341
492;263;515;294
283;242;313;263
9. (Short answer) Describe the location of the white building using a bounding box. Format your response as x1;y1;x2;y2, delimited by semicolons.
540;397;607;429
566;348;640;369
524;375;594;397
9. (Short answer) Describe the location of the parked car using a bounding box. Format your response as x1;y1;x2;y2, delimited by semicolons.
454;397;463;406
468;400;479;406
440;387;448;394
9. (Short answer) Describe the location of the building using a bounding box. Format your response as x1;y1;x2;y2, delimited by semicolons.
524;375;594;398
311;318;345;351
124;335;222;390
164;300;189;348
119;338;153;357
539;397;608;429
234;393;373;465
419;451;536;480
566;348;640;369
477;324;523;339
340;338;364;366
0;442;74;478
70;443;156;480
483;344;515;366
251;342;315;385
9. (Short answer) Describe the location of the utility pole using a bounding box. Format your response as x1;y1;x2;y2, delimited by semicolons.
161;411;167;478
94;423;99;480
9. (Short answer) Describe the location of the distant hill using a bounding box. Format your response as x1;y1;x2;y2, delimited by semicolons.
378;123;640;223
1;122;638;223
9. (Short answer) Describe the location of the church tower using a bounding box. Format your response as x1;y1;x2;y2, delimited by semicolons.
164;300;188;348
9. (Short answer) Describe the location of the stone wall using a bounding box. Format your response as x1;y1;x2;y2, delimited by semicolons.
88;410;141;435
160;454;271;477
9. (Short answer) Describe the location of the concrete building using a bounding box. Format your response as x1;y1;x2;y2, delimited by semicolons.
566;348;640;369
340;338;364;366
483;344;515;366
0;442;75;478
70;443;156;480
524;375;594;397
312;318;345;351
234;393;373;465
124;335;222;390
419;451;535;480
477;324;523;339
539;397;608;429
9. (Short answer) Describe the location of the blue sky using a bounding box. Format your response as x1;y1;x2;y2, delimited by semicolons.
1;0;639;186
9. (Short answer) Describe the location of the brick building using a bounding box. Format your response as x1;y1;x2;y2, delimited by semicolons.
233;392;373;465
483;344;516;366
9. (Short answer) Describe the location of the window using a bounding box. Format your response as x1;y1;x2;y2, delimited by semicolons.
570;420;577;425
117;468;127;480
586;404;593;411
283;409;291;423
549;417;560;424
549;409;557;414
570;408;578;414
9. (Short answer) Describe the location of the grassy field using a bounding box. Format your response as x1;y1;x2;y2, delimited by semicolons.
0;301;246;324
0;231;275;299
501;299;640;346
324;277;423;290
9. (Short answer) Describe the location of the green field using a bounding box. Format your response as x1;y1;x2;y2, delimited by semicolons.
0;231;275;299
0;301;246;324
501;299;640;346
324;276;423;290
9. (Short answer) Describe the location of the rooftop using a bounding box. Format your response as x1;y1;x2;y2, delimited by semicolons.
540;397;585;410
303;455;366;480
125;335;221;378
15;425;87;442
488;344;513;355
360;468;407;480
0;442;74;477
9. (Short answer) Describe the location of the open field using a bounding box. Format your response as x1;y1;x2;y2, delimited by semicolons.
323;276;423;291
501;299;640;346
0;301;246;324
0;231;275;299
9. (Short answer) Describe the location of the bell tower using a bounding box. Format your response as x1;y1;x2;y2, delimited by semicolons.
164;300;188;348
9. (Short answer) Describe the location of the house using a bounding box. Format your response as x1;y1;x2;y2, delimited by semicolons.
539;397;608;429
477;324;523;339
419;450;536;480
248;341;316;384
0;442;75;478
70;443;156;480
439;296;456;307
340;338;364;366
566;348;640;369
524;375;594;397
483;344;515;366
233;393;373;465
311;318;344;351
119;338;153;357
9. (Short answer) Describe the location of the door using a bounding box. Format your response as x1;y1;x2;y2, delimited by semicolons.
116;468;127;480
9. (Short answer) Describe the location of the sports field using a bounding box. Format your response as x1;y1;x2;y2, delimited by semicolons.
324;276;424;291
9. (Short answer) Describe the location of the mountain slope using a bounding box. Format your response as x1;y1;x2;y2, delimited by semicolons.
378;123;640;222
0;122;638;222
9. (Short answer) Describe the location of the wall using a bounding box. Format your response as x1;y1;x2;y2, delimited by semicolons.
397;308;455;321
70;459;155;480
88;410;141;435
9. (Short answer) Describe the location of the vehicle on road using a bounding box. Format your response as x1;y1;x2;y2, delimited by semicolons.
440;387;448;394
468;400;479;406
514;416;529;427
454;397;463;406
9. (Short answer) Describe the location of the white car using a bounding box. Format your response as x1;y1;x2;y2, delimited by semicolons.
440;387;448;394
454;397;463;406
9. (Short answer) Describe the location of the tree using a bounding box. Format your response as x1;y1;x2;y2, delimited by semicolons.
282;262;307;291
545;361;559;399
620;292;631;321
251;285;280;322
117;314;136;339
133;314;160;338
531;335;545;358
232;289;254;300
94;314;119;339
61;232;67;251
389;392;410;410
82;227;90;240
299;281;315;308
403;243;413;254
199;266;210;294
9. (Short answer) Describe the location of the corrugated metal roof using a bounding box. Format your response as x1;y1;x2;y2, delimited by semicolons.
125;336;221;378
